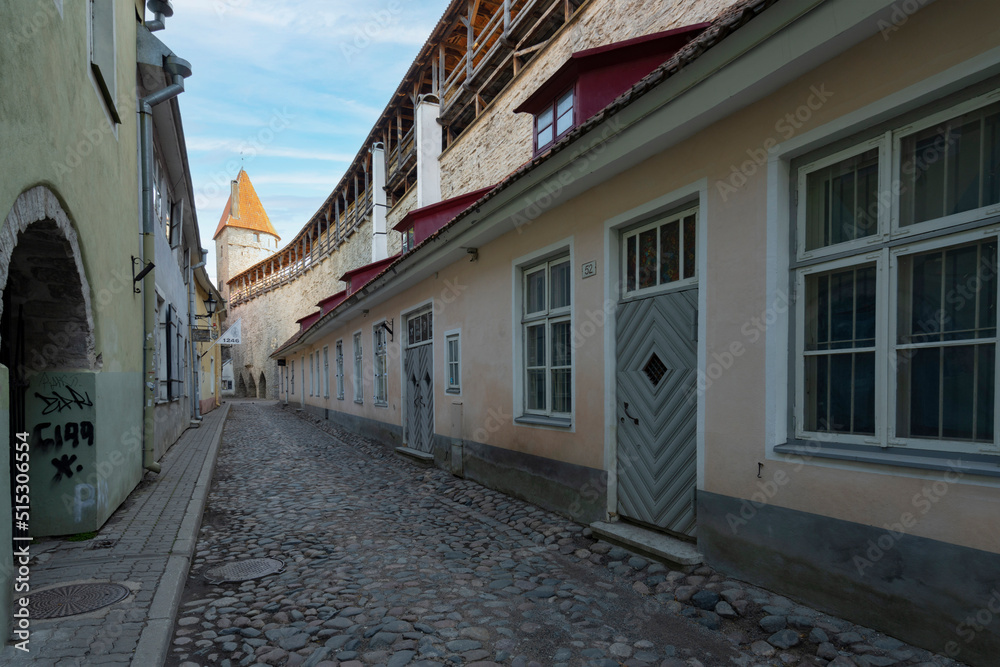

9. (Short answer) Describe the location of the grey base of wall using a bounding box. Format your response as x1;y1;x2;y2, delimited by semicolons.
697;490;1000;666
297;405;606;525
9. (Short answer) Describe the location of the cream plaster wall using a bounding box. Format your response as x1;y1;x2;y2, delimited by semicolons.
297;0;1000;554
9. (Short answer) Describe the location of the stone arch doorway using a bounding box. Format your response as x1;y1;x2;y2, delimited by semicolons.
246;372;257;398
236;373;247;397
258;372;266;399
0;186;97;539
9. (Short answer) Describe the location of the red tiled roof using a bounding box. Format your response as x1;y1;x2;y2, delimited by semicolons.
213;169;280;240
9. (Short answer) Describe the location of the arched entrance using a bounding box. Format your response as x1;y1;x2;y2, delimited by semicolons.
236;373;247;397
246;372;257;398
0;187;97;538
258;372;266;399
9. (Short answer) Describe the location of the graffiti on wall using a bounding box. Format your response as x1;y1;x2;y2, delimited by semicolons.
28;374;97;484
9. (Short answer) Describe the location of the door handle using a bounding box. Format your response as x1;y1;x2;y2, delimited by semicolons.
623;402;639;426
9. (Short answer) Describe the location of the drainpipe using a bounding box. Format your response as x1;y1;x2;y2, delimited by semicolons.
140;54;192;474
145;0;172;32
189;251;207;422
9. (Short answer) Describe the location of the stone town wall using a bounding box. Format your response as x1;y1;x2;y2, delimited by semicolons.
439;0;741;199
226;217;374;398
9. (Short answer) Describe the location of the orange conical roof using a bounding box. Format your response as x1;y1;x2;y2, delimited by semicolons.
213;169;280;240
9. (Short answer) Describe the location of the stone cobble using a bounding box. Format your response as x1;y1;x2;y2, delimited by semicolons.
166;403;964;667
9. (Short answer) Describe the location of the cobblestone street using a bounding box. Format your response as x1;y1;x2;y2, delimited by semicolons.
166;402;959;667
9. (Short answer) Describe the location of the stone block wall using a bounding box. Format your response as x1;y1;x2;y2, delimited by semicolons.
227;217;375;399
439;0;741;199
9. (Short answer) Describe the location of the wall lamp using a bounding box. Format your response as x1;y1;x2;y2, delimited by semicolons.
132;256;155;293
378;318;394;341
194;293;218;319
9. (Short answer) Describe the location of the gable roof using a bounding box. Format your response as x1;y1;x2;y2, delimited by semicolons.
213;169;280;240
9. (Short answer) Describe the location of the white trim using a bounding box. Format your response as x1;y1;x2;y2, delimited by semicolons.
335;339;345;400
372;318;389;407
768;54;1000;476
795;135;888;263
444;328;462;395
511;237;575;431
619;205;699;300
603;180;707;521
322;345;330;399
86;0;119;135
352;329;363;404
891;91;1000;238
400;299;436;447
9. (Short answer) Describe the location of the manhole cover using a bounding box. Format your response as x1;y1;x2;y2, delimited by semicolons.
29;583;130;619
205;558;284;584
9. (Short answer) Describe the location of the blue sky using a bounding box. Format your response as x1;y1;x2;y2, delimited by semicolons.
162;0;447;283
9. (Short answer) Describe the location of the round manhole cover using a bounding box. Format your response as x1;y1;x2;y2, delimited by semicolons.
205;558;284;584
29;583;130;619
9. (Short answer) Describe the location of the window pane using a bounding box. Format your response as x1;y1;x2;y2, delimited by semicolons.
987;111;1000;206
977;344;996;441
806;266;876;351
550;261;571;310
639;228;657;289
900;241;998;344
683;215;696;279
526;269;546;313
900;103;1000;226
551;368;571;413
556;89;574;136
660;221;679;284
556;89;573;118
527;369;546;410
805;149;878;250
536;112;553;147
526;324;545;367
905;347;941;438
551;321;571;367
853;352;876;434
626;235;637;292
805;352;874;434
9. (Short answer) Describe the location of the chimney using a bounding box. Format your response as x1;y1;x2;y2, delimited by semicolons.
231;179;240;218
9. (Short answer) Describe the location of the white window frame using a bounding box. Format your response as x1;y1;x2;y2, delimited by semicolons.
308;352;314;396
513;244;574;424
535;87;575;152
621;206;699;300
290;360;294;395
795;135;891;263
890;92;1000;238
87;0;120;126
353;331;364;403
793;92;1000;457
335;340;345;399
445;329;461;394
323;346;330;398
373;323;388;406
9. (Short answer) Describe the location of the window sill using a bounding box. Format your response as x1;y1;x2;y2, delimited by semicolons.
354;400;364;405
775;440;1000;479
374;401;388;408
515;414;572;428
445;388;461;395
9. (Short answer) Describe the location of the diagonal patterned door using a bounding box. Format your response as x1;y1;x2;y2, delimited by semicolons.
404;344;434;453
616;288;698;537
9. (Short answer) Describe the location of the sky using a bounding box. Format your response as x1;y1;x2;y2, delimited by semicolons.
160;0;448;284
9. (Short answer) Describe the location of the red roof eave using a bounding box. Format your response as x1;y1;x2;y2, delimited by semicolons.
513;23;709;116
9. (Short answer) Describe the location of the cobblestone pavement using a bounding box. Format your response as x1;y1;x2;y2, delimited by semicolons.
1;404;228;666
166;402;962;667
